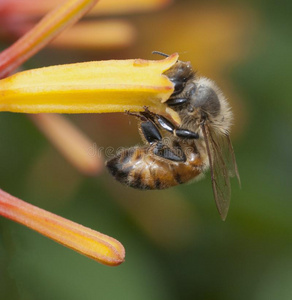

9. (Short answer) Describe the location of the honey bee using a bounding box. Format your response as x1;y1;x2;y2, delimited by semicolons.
106;51;240;220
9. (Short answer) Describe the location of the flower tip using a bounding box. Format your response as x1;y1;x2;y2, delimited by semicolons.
169;52;179;59
94;238;125;266
162;52;179;66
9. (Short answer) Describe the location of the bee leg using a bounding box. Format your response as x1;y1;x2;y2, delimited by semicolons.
125;110;148;121
153;141;186;162
155;114;199;140
140;120;162;144
125;109;164;144
141;107;199;139
128;108;186;162
165;97;188;106
175;129;199;139
126;107;198;141
125;109;162;143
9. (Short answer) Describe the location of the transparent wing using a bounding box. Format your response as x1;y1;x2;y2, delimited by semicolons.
202;124;240;221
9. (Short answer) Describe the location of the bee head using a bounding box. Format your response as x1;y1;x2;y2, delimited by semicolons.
164;60;195;95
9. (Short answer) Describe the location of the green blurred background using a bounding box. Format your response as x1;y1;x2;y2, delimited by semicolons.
1;0;292;299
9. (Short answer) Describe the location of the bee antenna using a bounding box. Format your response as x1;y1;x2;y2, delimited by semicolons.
152;51;169;58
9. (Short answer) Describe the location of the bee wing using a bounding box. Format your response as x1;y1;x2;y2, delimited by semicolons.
201;123;240;221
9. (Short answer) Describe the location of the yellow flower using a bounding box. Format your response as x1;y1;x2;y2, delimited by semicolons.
0;0;177;266
0;53;178;117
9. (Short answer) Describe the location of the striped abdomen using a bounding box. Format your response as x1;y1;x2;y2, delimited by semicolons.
106;144;204;190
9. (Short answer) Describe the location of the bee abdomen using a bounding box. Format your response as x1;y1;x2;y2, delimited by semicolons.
106;147;150;188
106;148;162;190
106;148;170;190
106;146;197;190
106;148;136;184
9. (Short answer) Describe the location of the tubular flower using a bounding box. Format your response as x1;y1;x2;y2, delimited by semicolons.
0;0;178;266
0;52;179;264
0;53;178;118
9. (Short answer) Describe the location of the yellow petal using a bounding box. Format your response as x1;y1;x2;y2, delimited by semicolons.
0;189;125;266
0;53;178;116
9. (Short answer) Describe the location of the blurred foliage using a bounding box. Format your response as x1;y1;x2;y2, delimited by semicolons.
1;0;292;299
